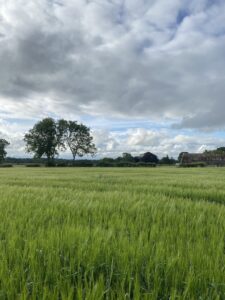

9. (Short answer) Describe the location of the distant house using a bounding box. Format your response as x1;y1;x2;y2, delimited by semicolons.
179;152;225;166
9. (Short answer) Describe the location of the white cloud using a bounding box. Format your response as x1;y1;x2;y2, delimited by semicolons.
127;128;163;147
0;0;224;129
0;119;26;156
91;127;225;159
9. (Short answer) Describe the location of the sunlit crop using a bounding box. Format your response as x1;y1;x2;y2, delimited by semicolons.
0;167;224;299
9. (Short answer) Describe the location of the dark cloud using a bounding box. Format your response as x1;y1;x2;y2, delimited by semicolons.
0;0;225;129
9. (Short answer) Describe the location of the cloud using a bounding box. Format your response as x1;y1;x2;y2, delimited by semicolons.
0;0;224;130
91;127;225;159
0;119;26;156
127;128;163;147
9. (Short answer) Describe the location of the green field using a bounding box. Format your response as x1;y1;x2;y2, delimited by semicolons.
0;167;224;299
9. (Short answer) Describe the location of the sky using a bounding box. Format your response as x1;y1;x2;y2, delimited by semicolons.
0;0;225;159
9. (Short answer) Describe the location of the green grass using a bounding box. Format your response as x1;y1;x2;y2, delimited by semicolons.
0;167;224;299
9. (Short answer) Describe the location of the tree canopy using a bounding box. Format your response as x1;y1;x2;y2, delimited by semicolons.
24;118;96;164
24;118;59;164
140;152;159;163
58;119;96;161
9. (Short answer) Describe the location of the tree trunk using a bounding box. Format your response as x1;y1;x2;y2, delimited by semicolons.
47;156;55;167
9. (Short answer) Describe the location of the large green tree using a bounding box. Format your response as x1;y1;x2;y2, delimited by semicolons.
0;139;10;164
58;120;96;161
24;118;59;164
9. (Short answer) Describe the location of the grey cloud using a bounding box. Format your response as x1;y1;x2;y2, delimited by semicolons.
0;0;225;129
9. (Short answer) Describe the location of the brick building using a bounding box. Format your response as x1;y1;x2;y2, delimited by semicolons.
179;152;225;166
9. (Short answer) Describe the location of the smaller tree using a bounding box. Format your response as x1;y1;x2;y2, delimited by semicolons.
122;153;134;162
141;152;159;163
58;120;96;161
0;139;10;164
160;155;176;165
133;156;140;163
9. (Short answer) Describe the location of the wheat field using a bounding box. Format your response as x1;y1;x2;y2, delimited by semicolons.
0;167;224;299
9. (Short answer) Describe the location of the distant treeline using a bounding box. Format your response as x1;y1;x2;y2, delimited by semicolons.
3;152;177;167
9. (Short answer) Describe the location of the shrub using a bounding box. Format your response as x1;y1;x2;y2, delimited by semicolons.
26;164;41;167
0;164;13;168
180;162;206;168
46;161;56;167
115;162;136;167
97;161;115;167
71;161;94;167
